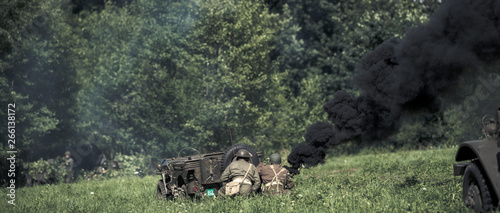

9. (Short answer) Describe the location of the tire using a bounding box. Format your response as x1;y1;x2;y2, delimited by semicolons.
221;144;260;171
156;180;166;200
462;161;495;212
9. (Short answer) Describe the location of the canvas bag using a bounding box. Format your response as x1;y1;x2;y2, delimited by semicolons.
225;164;252;195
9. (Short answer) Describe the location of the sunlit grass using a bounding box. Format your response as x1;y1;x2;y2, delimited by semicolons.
1;147;482;212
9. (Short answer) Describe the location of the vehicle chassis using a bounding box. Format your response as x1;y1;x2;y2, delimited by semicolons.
156;144;261;199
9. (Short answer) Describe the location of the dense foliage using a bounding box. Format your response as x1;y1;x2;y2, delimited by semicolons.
3;0;496;184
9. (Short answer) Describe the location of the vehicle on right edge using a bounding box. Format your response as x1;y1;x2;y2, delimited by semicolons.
454;107;500;212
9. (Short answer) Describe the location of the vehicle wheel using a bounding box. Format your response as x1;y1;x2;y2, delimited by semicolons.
221;144;260;171
156;180;166;200
462;161;495;212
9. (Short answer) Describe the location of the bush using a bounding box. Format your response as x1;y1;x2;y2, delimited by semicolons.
110;153;155;178
23;157;67;185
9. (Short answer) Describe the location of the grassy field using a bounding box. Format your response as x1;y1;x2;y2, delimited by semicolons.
0;147;484;212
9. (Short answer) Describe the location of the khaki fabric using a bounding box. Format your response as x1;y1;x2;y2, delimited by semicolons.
64;157;74;183
257;163;294;195
219;184;252;196
220;159;261;196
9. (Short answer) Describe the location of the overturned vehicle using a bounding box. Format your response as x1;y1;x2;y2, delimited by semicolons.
155;144;261;199
454;107;500;212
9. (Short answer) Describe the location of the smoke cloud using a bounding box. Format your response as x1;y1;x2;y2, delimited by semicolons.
287;0;500;173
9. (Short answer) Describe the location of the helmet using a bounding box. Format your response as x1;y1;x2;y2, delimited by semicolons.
235;149;251;158
486;119;498;135
270;153;281;164
65;151;71;156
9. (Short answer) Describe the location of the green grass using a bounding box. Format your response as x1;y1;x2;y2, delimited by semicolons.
0;147;487;212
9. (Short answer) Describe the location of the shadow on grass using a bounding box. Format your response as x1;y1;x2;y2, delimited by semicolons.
397;175;421;188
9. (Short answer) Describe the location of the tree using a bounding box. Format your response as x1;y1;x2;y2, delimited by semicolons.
271;0;435;98
181;0;286;152
0;0;79;159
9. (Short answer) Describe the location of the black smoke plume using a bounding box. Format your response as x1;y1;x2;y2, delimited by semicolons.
287;0;500;173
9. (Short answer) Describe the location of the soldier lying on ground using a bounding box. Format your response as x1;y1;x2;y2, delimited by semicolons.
219;149;260;197
257;153;294;196
87;161;107;180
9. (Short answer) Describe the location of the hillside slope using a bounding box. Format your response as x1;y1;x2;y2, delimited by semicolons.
1;147;474;212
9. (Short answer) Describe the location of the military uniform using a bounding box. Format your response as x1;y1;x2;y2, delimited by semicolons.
89;165;107;180
64;151;74;183
482;118;499;140
257;163;294;195
257;153;294;196
219;157;260;197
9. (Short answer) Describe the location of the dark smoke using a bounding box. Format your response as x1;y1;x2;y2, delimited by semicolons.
287;0;500;173
285;122;332;173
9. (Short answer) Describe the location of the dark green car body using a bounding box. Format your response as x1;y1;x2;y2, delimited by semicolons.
454;107;500;211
